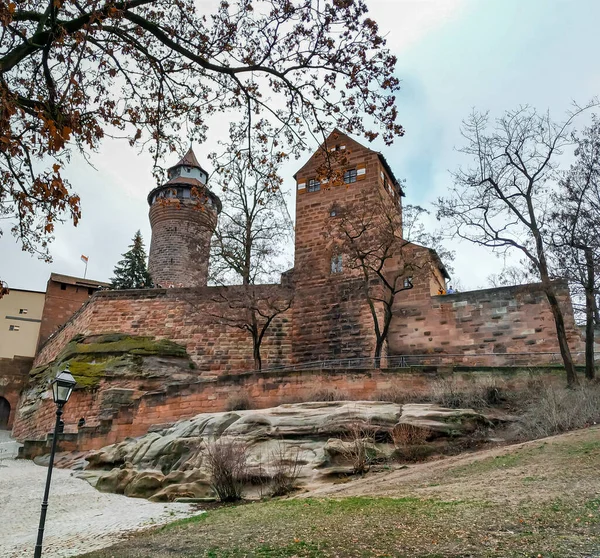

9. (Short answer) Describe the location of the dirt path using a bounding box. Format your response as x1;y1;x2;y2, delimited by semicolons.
303;426;600;505
0;431;201;558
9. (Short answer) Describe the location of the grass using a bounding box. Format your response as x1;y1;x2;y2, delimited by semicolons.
79;428;600;558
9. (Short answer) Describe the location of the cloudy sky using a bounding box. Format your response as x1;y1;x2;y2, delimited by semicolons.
2;0;600;293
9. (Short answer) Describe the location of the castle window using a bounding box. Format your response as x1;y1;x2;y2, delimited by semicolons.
403;276;413;289
88;287;95;295
308;178;321;192
19;308;27;314
9;325;19;331
344;169;357;184
60;283;67;291
331;254;343;274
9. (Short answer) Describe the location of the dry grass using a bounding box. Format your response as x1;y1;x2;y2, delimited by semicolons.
269;442;303;497
225;391;252;411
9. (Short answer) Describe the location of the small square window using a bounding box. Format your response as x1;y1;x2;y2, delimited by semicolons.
9;325;20;331
308;178;321;192
344;169;357;184
88;287;95;296
331;254;343;274
19;308;28;314
60;283;67;290
403;277;413;289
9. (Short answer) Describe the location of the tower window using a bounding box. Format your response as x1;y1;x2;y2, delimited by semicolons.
9;325;20;331
308;178;321;192
19;308;28;314
60;283;67;291
331;254;343;274
344;169;357;184
88;287;95;295
403;276;413;289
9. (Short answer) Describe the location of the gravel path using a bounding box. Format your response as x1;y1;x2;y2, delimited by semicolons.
0;430;200;558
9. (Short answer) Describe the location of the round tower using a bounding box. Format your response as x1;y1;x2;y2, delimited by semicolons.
148;147;221;288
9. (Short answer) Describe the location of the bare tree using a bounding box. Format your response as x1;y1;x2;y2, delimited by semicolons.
549;116;600;380
437;104;598;387
0;0;403;294
211;285;293;371
327;189;452;366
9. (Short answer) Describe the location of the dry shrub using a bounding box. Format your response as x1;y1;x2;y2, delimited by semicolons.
205;439;249;502
343;421;377;475
226;391;252;411
391;423;431;446
371;385;426;404
269;442;303;497
516;383;600;440
307;388;349;402
430;377;505;409
391;423;433;463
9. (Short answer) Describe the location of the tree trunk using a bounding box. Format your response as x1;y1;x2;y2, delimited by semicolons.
584;248;595;380
253;341;262;371
373;338;383;369
545;287;579;387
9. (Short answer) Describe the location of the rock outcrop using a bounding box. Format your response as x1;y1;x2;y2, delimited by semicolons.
70;401;497;501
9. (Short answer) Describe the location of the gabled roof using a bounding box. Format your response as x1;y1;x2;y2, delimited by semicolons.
293;129;404;196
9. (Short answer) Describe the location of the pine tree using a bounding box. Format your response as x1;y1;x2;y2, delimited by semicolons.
111;231;153;289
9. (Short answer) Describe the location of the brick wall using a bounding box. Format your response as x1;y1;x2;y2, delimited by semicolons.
388;279;584;364
0;356;33;428
15;365;567;452
148;199;218;288
37;279;100;350
33;286;292;372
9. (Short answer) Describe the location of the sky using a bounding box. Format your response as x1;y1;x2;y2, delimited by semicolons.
2;0;600;293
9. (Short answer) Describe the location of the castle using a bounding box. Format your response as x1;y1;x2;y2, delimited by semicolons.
7;130;584;452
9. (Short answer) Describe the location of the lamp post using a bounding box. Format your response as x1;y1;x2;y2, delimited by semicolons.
33;368;76;558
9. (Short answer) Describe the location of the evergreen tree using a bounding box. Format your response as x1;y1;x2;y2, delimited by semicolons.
111;231;153;289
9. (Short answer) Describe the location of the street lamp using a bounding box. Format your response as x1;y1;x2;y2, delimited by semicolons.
34;368;76;558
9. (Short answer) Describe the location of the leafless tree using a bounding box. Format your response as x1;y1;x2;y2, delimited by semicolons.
549;116;600;380
437;103;598;387
327;189;452;366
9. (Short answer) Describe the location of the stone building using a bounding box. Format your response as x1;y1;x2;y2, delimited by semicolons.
10;130;584;449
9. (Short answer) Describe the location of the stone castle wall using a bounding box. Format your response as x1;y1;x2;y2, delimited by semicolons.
0;356;33;428
34;286;292;372
389;280;583;364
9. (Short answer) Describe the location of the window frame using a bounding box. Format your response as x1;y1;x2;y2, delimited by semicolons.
331;254;343;274
343;168;357;184
307;178;321;192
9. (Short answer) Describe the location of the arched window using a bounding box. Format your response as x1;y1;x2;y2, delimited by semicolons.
0;397;11;429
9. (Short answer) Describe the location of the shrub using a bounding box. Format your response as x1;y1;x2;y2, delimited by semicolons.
391;423;433;463
226;391;252;411
371;385;425;404
516;383;600;440
430;377;505;409
205;439;249;502
269;442;303;497
307;388;349;402
342;421;378;475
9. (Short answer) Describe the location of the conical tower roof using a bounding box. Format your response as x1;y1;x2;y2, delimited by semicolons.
170;146;202;170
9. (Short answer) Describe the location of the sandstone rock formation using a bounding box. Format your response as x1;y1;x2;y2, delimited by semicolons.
72;401;497;501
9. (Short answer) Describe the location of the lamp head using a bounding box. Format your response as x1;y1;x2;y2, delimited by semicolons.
51;367;77;406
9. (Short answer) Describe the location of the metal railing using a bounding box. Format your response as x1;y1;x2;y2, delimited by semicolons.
240;352;594;375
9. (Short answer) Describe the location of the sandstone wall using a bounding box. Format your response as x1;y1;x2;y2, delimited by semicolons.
0;356;33;428
15;365;566;451
33;286;292;372
389;280;584;365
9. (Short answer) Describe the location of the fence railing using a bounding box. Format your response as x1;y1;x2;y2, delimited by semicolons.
244;352;595;376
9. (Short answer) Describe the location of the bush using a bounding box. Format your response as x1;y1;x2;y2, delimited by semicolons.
371;385;426;404
430;377;505;409
516;383;600;440
205;439;249;502
342;422;378;475
269;442;303;497
306;388;349;402
391;423;433;463
226;391;252;411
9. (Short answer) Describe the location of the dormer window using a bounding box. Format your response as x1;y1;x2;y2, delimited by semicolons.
308;178;321;192
344;169;357;184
